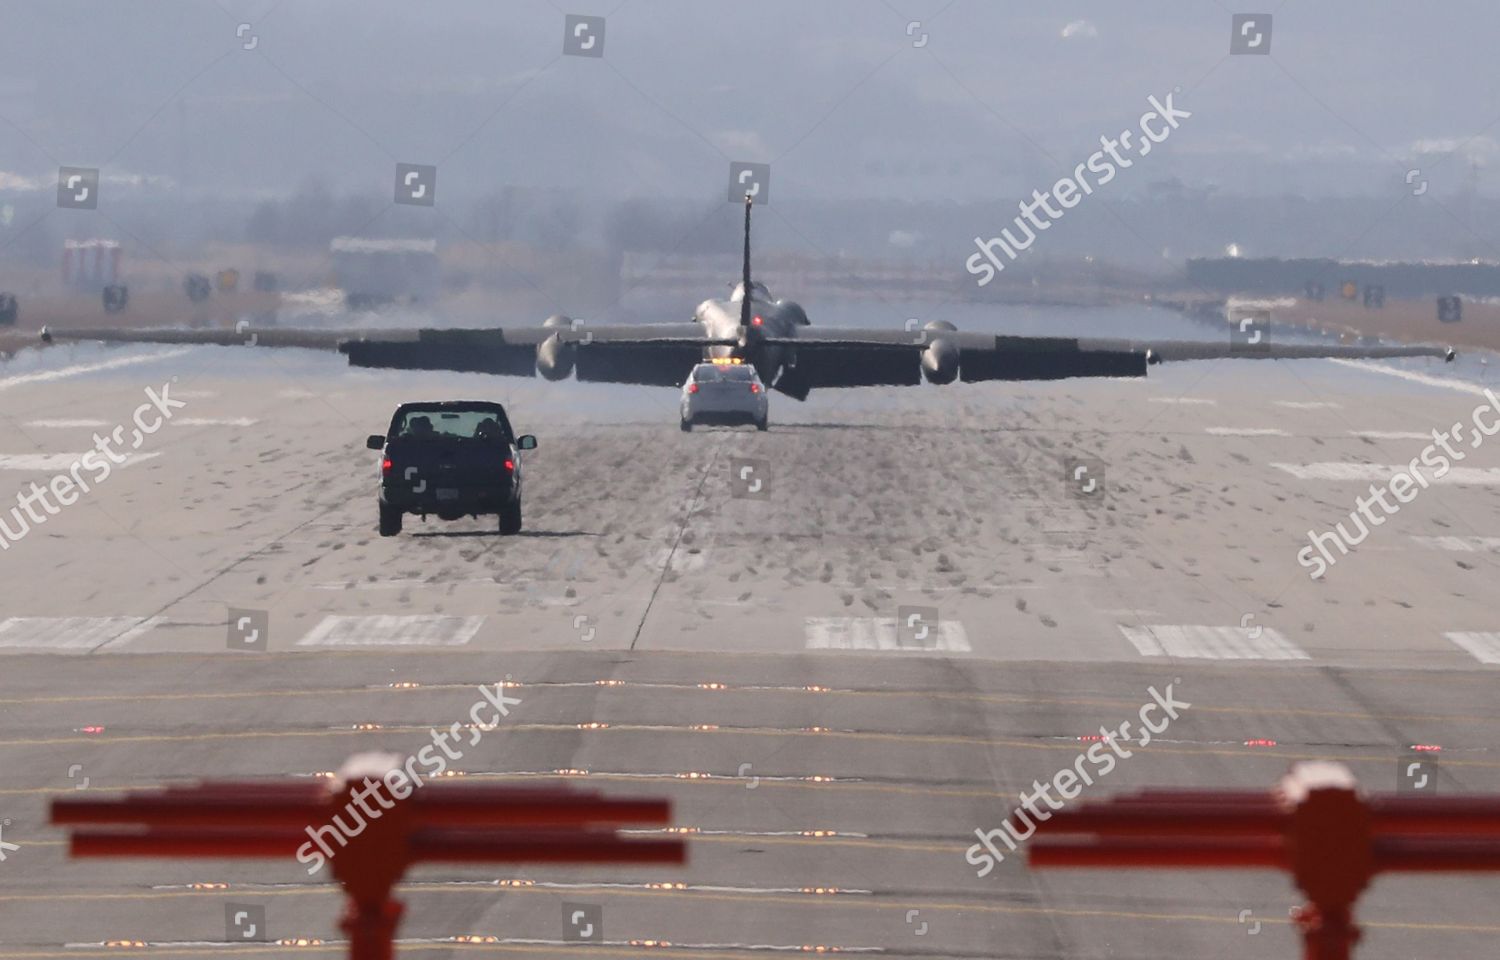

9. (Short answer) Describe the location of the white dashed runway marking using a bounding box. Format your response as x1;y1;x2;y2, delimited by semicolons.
804;617;970;652
0;452;159;471
25;419;109;429
1412;536;1500;553
1445;632;1500;665
0;349;192;391
1119;624;1310;661
1349;430;1431;441
1206;427;1290;437
0;616;162;652
1330;360;1496;399
170;418;259;427
1271;463;1500;485
1274;401;1341;410
297;614;486;647
1148;397;1217;405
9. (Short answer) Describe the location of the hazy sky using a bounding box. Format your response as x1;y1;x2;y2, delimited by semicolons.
3;0;1497;209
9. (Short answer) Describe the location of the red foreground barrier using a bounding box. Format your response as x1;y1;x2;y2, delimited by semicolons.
50;753;687;960
1024;761;1500;960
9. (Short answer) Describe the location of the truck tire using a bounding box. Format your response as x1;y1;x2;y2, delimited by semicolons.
378;503;403;537
499;499;522;535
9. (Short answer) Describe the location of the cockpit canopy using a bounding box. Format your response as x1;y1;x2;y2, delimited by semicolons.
729;280;773;303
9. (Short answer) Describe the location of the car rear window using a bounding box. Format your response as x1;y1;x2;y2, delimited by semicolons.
694;365;755;382
394;409;510;441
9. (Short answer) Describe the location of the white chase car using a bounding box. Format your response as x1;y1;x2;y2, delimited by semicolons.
680;359;769;431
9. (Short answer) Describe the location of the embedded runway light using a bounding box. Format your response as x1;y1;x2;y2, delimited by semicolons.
1244;739;1277;748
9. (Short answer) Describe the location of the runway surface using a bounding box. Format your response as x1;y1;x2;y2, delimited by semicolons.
1;309;1499;959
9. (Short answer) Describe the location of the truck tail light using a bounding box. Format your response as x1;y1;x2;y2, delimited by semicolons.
688;383;699;393
503;459;515;472
750;383;760;393
382;458;393;475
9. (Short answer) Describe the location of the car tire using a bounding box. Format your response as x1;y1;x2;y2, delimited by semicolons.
680;418;693;432
499;499;523;535
756;417;768;432
378;503;403;537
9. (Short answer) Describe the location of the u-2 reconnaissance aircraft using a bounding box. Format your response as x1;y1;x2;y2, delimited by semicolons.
41;196;1452;397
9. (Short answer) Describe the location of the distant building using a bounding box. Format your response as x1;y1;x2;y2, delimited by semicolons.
62;239;121;292
330;237;438;309
1186;257;1500;299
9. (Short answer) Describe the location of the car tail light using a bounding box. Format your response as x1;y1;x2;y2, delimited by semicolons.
752;315;763;326
750;383;760;393
688;382;699;393
503;459;515;471
382;458;393;475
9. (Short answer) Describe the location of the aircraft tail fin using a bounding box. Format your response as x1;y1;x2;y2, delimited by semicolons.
740;194;753;329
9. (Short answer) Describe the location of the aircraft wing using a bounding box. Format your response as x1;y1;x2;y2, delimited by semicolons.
760;328;1454;392
39;323;737;387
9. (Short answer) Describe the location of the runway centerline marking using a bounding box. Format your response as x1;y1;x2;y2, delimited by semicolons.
1205;426;1290;437
1349;430;1432;440
1446;632;1500;665
0;452;159;471
1412;535;1500;552
23;419;109;429
1120;624;1310;661
297;615;485;647
1271;462;1500;485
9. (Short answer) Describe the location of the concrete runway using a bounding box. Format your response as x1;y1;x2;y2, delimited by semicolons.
1;331;1499;959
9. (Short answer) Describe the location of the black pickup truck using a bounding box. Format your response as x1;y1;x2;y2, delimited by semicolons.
366;401;537;536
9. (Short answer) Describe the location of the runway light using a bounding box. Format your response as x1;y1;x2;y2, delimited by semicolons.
647;882;687;890
555;768;589;776
104;940;146;948
802;727;830;733
803;685;830;693
495;879;535;887
578;722;609;730
801;886;842;895
351;723;382;731
677;772;711;779
1244;739;1278;748
276;938;324;947
1077;734;1106;742
698;682;727;691
689;724;719;731
662;826;701;834
189;882;228;890
388;681;421;689
800;830;839;838
596;679;625;687
80;726;105;735
453;935;500;944
1410;744;1443;752
629;939;674;948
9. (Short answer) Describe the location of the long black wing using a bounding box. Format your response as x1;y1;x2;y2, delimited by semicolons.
39;323;734;387
763;328;1453;387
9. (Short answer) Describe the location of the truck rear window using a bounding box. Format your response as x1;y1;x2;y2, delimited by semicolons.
394;409;509;441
